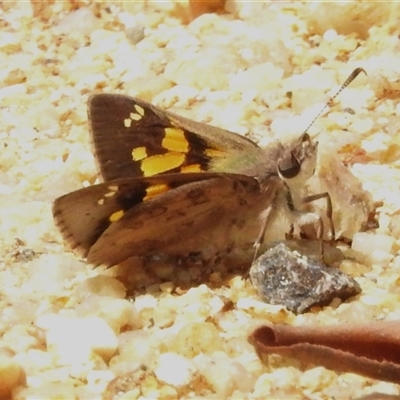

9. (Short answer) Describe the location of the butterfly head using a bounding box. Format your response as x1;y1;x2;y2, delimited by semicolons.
277;133;318;188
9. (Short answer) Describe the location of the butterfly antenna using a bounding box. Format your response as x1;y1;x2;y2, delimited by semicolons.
301;67;367;135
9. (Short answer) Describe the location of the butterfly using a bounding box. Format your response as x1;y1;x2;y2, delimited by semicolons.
52;68;364;269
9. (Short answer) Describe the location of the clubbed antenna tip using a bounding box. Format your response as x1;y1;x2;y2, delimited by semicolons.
302;67;367;135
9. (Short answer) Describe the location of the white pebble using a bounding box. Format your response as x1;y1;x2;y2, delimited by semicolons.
361;132;390;155
25;254;84;295
55;8;99;36
117;330;153;365
0;84;26;102
368;249;395;265
194;352;253;397
134;294;158;312
323;29;338;42
352;232;395;258
154;353;195;386
43;315;117;363
76;296;140;333
77;275;126;299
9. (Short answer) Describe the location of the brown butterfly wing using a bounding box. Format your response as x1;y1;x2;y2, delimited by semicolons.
52;172;274;266
88;94;262;182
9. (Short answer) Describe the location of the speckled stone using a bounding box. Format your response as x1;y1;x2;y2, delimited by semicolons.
250;242;361;313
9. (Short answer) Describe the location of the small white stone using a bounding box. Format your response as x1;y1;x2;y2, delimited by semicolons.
367;381;400;396
392;255;400;269
195;352;251;397
208;296;225;315
353;232;393;254
13;349;53;374
361;132;390;154
25;254;83;295
154;353;195;386
77;276;126;299
323;29;338;42
44;315;117;363
55;8;99;36
117;330;153;365
370;250;394;265
134;294;158;312
76;296;140;333
0;84;26;102
352;232;395;257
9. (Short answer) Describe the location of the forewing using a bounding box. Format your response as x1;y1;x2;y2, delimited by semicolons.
88;94;262;181
52;173;261;266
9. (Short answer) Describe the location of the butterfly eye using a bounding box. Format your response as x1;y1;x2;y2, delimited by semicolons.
301;133;311;144
278;152;301;179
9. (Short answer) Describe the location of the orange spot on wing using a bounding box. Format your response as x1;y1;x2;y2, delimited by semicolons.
109;210;124;222
180;164;202;173
162;127;189;152
132;146;148;161
144;183;170;200
141;152;185;176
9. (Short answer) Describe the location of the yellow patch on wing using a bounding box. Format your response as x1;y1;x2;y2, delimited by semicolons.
132;146;148;161
104;186;118;197
180;164;202;173
129;112;142;121
134;104;145;116
144;183;170;201
125;105;145;126
141;152;185;176
162;127;189;152
109;209;124;222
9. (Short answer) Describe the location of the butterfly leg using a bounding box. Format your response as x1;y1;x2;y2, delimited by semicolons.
293;210;325;257
302;191;335;260
252;203;275;263
302;191;335;240
286;188;335;260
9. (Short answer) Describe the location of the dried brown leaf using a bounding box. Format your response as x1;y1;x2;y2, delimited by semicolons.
249;320;400;383
353;394;400;400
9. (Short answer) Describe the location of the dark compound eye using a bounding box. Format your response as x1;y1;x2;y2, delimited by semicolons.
278;152;301;179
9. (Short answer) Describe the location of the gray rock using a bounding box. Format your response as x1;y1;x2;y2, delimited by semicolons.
250;242;361;313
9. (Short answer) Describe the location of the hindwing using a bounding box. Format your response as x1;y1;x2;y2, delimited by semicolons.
52;172;265;266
